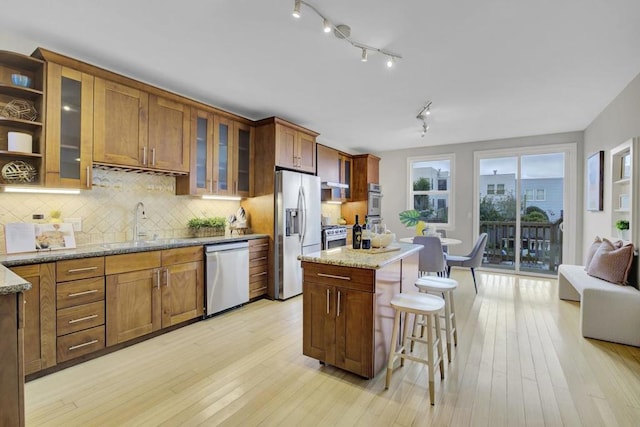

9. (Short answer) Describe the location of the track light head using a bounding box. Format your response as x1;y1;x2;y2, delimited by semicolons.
292;0;301;18
361;48;368;62
386;57;394;68
323;18;331;33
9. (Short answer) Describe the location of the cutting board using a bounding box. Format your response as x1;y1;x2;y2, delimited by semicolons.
345;245;401;254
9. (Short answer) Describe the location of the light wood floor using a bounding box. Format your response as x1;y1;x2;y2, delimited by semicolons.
26;270;640;426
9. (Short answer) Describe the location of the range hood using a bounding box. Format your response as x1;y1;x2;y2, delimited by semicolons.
321;181;349;189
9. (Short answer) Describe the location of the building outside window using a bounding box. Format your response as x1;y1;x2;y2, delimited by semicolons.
497;183;505;195
408;154;454;227
487;184;495;194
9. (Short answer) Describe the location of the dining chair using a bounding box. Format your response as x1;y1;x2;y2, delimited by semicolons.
446;233;488;293
435;229;448;253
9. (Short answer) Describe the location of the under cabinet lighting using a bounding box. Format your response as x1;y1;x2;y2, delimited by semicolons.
202;195;242;201
3;187;81;195
326;200;343;205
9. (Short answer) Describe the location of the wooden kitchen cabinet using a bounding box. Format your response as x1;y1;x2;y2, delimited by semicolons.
160;246;204;327
351;154;380;200
254;117;317;180
9;263;56;375
44;64;94;189
56;257;106;362
176;108;253;197
0;292;25;426
93;77;148;168
0;51;45;187
105;247;203;346
249;237;269;299
317;144;352;201
148;94;190;173
302;263;374;378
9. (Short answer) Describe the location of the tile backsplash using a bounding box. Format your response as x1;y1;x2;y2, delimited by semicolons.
0;168;241;254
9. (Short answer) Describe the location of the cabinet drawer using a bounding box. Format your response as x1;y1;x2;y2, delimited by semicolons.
249;250;268;265
302;262;375;292
249;265;268;282
162;245;203;265
57;301;105;336
105;251;161;275
57;325;105;363
249;238;269;252
57;257;105;281
57;277;105;309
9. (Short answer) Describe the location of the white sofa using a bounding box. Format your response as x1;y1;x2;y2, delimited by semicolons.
558;264;640;346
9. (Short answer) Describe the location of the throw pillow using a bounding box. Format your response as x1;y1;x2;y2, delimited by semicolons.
586;238;635;285
584;236;602;270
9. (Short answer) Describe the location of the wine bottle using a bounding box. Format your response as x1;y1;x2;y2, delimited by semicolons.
361;215;371;249
352;215;362;249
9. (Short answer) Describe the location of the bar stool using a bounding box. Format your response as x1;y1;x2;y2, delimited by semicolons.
385;292;445;405
415;276;458;362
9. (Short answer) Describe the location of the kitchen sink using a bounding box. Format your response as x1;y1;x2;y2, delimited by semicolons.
100;238;190;250
100;240;162;250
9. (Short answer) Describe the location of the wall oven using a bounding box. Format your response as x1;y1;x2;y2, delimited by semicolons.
322;225;347;250
367;183;382;217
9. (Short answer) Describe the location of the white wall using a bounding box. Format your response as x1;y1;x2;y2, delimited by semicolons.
376;131;583;257
583;71;640;257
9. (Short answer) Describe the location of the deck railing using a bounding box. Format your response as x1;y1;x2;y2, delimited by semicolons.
480;219;563;273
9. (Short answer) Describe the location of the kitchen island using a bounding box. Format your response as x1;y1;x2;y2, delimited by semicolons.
299;242;422;378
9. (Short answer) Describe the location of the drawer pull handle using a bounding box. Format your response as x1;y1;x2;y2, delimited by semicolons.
254;244;268;249
67;266;98;273
251;271;267;277
317;273;351;281
69;340;99;351
253;257;267;262
68;314;98;324
68;289;99;297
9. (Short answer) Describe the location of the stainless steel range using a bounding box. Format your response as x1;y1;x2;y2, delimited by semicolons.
321;225;347;250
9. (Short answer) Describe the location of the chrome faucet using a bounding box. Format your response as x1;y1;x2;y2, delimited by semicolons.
133;202;147;240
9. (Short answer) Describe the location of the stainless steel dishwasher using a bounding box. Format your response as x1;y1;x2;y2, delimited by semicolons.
205;241;249;316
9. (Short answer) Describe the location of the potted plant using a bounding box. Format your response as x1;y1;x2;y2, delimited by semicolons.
399;209;433;236
188;216;227;237
615;219;630;240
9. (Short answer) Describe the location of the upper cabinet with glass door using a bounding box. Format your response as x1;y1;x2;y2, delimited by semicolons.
176;112;252;197
44;64;94;189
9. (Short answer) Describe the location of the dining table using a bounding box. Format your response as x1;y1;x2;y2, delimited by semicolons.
399;236;463;246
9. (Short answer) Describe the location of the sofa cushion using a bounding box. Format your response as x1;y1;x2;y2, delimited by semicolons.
584;236;623;270
586;239;634;285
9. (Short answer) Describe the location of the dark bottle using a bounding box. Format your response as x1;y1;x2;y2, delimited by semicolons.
352;215;362;249
361;215;371;249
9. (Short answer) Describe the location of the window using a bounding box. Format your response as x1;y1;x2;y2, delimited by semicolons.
408;154;454;227
487;184;495;194
525;188;546;201
497;184;505;195
536;189;545;201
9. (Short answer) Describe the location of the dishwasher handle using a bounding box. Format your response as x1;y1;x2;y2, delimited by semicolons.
205;241;249;253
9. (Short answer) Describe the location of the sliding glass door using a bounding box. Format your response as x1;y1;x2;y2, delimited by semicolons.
475;145;576;276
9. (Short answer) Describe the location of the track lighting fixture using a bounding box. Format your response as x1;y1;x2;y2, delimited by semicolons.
291;0;402;67
323;18;331;33
417;101;432;137
292;0;301;18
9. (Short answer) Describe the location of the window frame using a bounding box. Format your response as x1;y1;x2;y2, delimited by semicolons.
407;153;455;229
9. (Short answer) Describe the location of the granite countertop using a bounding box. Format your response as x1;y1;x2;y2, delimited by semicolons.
298;242;423;269
0;266;32;295
0;233;268;294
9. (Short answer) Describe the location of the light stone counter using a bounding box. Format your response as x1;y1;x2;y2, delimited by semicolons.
0;265;32;295
298;242;423;269
0;233;268;294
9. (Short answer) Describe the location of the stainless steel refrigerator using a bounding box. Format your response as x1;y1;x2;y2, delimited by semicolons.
274;170;321;300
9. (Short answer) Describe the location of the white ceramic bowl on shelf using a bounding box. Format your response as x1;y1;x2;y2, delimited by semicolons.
8;132;33;153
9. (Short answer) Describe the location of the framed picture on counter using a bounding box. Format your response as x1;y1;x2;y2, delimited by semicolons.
4;222;76;254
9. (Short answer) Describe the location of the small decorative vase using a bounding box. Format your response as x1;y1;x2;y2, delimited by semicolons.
618;229;630;241
415;221;426;236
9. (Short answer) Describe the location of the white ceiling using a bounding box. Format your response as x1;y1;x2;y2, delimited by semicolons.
2;0;640;154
